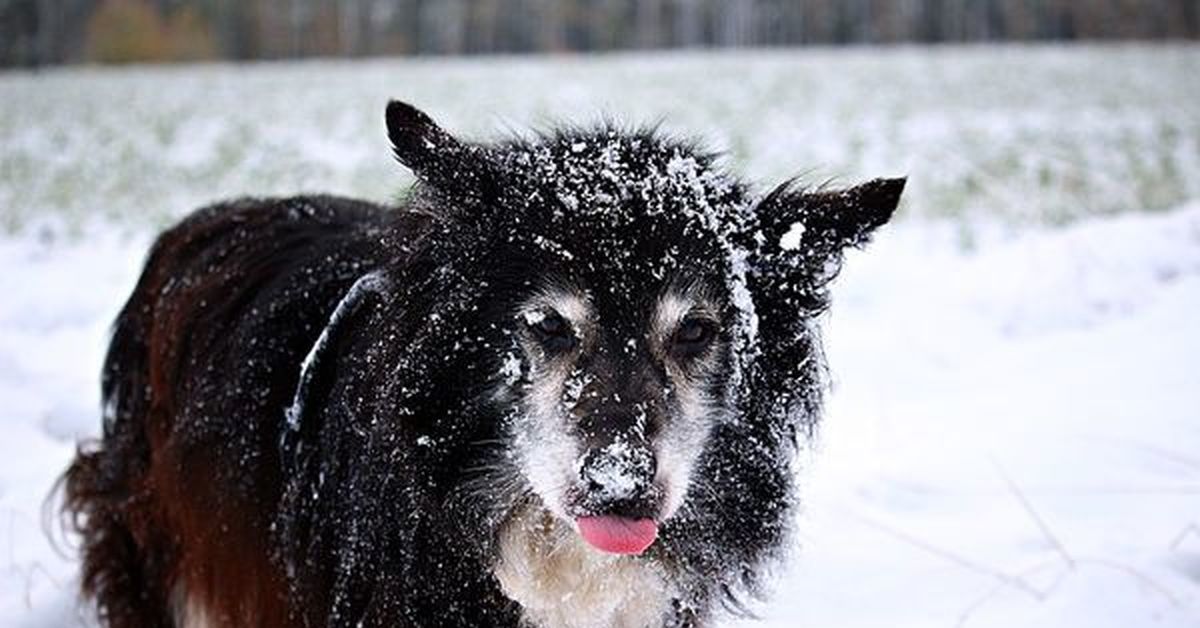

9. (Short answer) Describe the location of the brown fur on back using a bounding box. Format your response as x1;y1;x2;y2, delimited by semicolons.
61;196;392;627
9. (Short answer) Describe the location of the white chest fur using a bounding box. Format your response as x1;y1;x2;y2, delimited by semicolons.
493;507;674;628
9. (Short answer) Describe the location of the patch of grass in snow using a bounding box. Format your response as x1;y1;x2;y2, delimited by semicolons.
1;44;1197;237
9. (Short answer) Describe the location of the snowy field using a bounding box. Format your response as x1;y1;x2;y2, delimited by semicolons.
2;45;1199;626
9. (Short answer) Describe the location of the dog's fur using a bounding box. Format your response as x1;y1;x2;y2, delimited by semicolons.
61;102;904;627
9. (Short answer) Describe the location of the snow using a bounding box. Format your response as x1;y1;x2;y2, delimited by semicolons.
4;45;1197;235
2;45;1198;626
778;222;806;251
500;352;524;385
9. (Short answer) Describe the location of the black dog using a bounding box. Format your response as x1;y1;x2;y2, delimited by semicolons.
62;101;904;627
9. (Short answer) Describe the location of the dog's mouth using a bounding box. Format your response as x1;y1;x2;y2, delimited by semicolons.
553;439;670;555
565;489;664;555
574;515;658;555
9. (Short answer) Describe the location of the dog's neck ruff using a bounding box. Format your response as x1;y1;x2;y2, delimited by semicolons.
494;505;674;628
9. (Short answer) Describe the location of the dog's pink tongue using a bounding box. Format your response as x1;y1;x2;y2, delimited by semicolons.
575;516;658;555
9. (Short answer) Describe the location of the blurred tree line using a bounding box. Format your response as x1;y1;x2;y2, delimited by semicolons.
3;0;1198;66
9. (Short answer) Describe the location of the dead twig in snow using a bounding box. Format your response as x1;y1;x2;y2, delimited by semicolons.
955;559;1068;628
1169;523;1198;552
991;457;1075;570
1076;558;1182;607
846;509;1045;600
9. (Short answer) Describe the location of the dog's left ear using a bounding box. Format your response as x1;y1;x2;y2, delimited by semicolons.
747;177;905;308
386;100;494;203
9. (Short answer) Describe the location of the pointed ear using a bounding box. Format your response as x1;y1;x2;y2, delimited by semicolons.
747;177;905;312
758;177;905;260
385;100;493;200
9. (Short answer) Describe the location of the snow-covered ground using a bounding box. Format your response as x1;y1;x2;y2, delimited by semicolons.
2;45;1198;626
3;45;1198;234
743;205;1200;627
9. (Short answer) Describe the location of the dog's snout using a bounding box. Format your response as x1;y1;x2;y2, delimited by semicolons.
575;441;660;519
579;446;656;494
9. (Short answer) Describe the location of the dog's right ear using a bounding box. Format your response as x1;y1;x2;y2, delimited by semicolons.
385;100;493;202
745;177;905;313
756;177;905;264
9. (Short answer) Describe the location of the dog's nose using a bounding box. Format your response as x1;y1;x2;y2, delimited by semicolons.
578;441;656;503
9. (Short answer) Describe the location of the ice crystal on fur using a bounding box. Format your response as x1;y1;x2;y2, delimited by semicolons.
779;222;807;251
499;351;524;385
61;101;903;628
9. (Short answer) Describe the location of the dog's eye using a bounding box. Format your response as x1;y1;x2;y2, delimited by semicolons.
671;318;715;358
528;313;577;353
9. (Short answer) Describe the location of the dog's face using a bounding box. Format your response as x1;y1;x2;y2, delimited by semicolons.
499;150;749;553
474;126;764;558
384;102;904;556
511;279;727;528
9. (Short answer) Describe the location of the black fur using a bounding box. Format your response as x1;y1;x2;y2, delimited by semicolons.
62;102;904;627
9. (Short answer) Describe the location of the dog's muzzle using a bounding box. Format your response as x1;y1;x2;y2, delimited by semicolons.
576;442;659;514
569;441;663;555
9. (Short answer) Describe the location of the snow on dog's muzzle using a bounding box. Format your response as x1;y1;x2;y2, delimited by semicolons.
572;441;661;555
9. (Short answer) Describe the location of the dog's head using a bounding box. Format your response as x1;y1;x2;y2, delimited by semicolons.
385;102;904;556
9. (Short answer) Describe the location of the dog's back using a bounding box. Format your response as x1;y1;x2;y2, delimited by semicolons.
63;195;395;626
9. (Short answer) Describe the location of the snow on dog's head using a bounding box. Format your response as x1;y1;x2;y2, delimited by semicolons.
383;100;904;608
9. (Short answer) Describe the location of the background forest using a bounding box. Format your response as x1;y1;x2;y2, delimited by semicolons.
3;0;1198;66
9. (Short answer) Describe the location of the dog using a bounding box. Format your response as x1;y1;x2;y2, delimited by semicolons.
61;101;904;627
